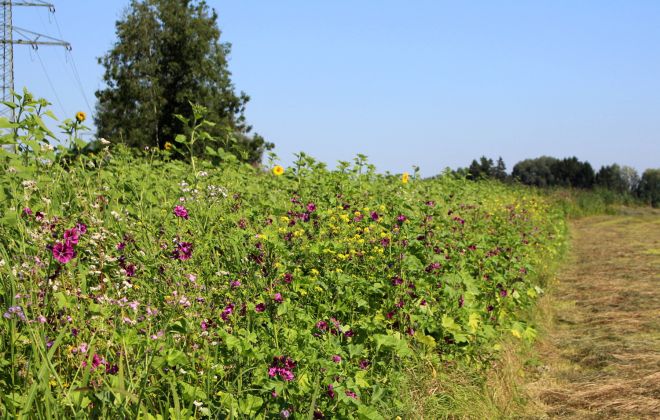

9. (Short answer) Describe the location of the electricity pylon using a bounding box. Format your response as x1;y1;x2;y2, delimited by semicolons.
1;1;71;119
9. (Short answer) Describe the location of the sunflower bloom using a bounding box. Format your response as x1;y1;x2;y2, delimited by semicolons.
272;165;285;176
402;172;410;184
164;142;173;151
75;111;86;123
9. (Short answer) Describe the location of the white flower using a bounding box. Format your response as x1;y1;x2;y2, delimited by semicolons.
99;138;111;145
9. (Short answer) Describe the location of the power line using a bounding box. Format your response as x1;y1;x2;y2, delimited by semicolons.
1;1;70;119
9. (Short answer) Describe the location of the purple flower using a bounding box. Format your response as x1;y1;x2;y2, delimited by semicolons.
125;264;136;277
116;242;126;251
500;289;508;298
458;295;464;308
327;384;336;399
173;205;189;219
22;207;32;216
221;303;235;321
391;276;403;286
370;211;379;221
230;280;241;288
307;202;316;212
76;223;87;234
52;241;76;264
172;241;193;261
255;303;266;313
345;390;357;399
273;293;283;303
280;409;291;418
396;214;407;223
331;355;341;363
359;359;370;370
283;273;293;284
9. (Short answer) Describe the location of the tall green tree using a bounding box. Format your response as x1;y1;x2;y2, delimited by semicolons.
95;0;271;163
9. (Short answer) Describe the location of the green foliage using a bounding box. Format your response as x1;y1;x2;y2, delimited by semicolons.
95;0;272;164
0;97;567;418
638;168;660;207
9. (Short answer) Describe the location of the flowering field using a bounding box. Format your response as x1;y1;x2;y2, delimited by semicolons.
0;99;566;418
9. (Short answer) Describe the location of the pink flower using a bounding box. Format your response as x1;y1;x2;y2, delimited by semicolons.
255;303;266;312
52;242;76;264
173;205;189;219
331;355;341;363
273;293;283;303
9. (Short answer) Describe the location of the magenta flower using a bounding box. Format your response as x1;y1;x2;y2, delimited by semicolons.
307;202;316;212
345;390;357;399
273;293;283;303
22;207;32;216
173;205;189;219
76;223;87;234
63;227;80;245
269;356;297;381
255;303;266;312
370;211;379;221
230;280;241;288
52;241;76;264
391;276;403;286
283;273;293;284
331;355;341;363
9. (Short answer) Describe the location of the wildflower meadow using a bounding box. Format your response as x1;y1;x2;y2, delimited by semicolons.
0;93;567;418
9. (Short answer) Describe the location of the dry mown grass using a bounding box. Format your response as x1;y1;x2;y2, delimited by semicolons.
525;208;660;419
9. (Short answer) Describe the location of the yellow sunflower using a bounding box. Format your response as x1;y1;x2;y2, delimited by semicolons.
164;142;173;151
402;172;410;184
75;111;86;123
272;165;285;176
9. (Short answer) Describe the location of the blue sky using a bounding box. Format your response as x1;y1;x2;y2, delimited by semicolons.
11;0;660;175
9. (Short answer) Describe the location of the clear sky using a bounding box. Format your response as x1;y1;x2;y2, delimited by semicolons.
11;0;660;176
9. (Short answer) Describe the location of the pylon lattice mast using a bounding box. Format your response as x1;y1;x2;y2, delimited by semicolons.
1;1;70;118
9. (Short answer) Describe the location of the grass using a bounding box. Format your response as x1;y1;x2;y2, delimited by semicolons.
524;209;660;418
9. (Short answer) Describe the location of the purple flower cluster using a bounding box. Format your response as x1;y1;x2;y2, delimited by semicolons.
51;223;86;264
3;306;26;321
268;355;296;381
173;205;189;219
172;241;193;261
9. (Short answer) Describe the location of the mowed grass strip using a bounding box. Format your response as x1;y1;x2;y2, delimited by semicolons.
527;209;660;419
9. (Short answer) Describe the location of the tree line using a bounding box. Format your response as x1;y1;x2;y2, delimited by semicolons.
457;156;659;207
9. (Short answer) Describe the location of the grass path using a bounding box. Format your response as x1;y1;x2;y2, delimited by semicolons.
526;209;660;418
